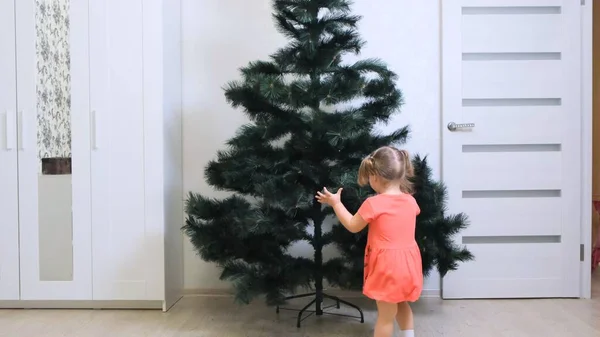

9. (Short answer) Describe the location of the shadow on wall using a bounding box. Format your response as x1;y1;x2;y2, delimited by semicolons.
181;0;443;292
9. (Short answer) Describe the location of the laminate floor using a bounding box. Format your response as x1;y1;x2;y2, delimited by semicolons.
1;276;599;337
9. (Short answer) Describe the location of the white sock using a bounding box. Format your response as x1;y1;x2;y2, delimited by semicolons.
401;330;415;337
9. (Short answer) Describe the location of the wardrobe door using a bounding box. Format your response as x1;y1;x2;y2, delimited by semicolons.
89;1;150;300
0;0;20;301
15;0;92;300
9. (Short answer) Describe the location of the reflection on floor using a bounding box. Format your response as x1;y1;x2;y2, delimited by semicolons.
0;282;599;337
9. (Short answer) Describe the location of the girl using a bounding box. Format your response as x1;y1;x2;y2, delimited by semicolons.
316;146;422;337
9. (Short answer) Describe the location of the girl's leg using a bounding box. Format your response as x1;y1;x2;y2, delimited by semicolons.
374;301;397;337
396;302;414;336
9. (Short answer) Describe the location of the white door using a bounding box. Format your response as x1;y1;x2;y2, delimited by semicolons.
0;0;20;301
15;0;92;300
90;1;153;300
441;0;582;298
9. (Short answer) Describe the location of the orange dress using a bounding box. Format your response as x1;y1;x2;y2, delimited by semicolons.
357;193;423;303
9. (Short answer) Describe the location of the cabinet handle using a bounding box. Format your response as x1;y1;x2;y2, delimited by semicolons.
5;111;15;150
18;110;25;150
91;110;98;150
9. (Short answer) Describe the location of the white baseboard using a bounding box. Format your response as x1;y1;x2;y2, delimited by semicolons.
0;300;164;310
0;290;441;310
420;289;441;298
184;288;441;299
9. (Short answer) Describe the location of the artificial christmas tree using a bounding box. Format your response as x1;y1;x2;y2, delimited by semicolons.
183;0;473;327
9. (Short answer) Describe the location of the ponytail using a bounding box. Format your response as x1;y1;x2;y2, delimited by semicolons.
397;149;414;194
399;149;414;179
357;155;375;186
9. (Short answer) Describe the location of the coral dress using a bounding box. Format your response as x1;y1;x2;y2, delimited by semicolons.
357;193;423;303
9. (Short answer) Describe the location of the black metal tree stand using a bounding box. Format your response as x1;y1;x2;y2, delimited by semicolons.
275;287;365;328
275;205;365;328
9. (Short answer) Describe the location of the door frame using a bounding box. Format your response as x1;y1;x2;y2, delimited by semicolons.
438;1;594;299
580;1;593;299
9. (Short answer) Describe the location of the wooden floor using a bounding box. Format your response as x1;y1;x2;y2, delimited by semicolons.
1;276;599;337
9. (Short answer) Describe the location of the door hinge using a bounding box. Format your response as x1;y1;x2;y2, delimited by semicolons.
581;0;585;5
580;244;585;261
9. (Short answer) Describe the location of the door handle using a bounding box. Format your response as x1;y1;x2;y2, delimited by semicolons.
4;111;16;150
447;122;475;132
91;110;98;150
18;110;25;150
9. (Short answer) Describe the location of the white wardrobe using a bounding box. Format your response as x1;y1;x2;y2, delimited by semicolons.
0;0;184;311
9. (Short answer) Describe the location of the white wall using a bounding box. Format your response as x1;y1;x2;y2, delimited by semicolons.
182;0;442;293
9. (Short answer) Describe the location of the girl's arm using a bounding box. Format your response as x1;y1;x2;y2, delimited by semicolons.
331;202;368;233
316;187;368;233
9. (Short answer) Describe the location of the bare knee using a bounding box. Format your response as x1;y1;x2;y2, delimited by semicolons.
376;301;398;321
395;301;414;330
397;301;411;312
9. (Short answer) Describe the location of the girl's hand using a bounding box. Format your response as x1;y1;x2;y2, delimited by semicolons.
315;187;343;207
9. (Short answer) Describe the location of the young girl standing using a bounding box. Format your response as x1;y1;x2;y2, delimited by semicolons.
316;146;422;337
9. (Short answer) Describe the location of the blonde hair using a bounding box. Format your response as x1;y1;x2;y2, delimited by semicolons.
357;146;415;194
